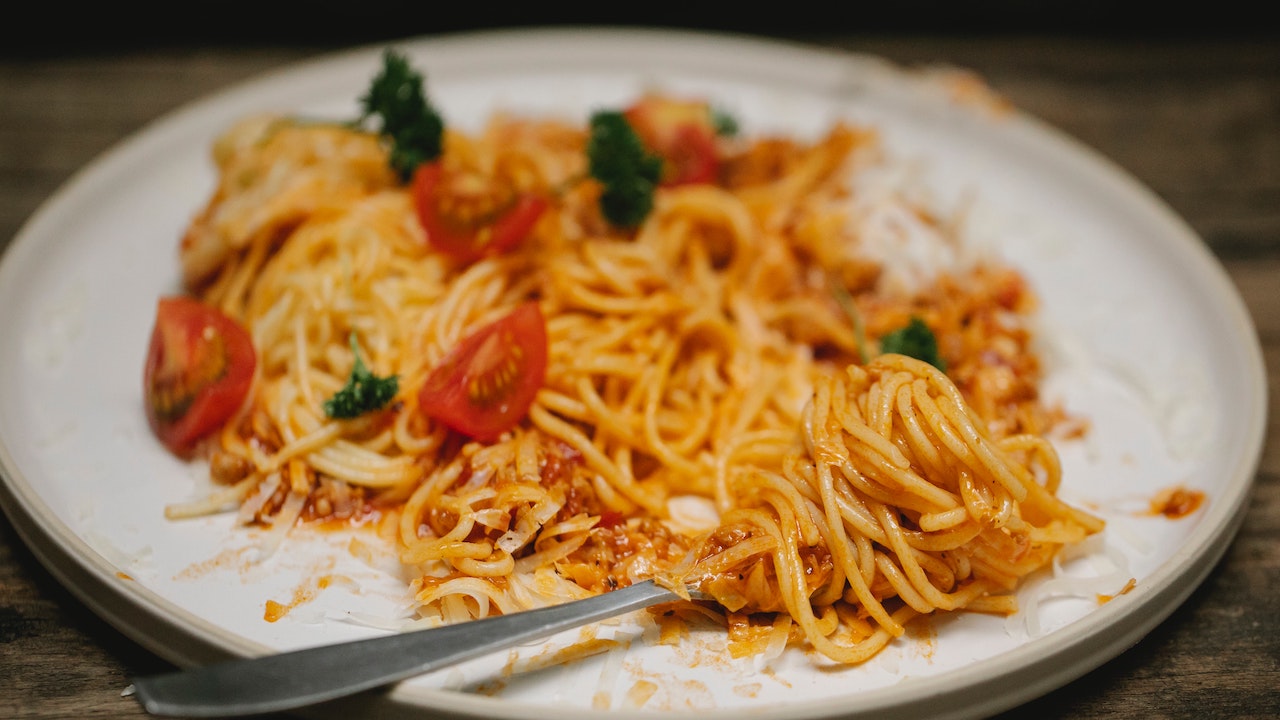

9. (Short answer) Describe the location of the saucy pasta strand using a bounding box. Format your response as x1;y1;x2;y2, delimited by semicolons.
162;99;1101;665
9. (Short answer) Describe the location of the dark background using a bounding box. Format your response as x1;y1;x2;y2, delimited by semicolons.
4;2;1274;58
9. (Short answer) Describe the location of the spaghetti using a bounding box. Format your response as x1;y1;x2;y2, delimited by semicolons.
154;73;1103;665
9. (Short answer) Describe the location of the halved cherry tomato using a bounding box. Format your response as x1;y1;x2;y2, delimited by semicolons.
623;95;720;186
418;302;547;442
661;123;719;186
411;161;548;263
144;296;256;457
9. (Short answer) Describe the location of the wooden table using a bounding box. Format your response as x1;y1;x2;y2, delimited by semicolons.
2;30;1276;719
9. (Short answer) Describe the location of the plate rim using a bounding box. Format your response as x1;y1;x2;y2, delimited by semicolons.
0;25;1268;720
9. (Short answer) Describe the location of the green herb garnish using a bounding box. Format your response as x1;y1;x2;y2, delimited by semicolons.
359;49;444;180
586;111;664;228
323;335;400;419
879;317;946;371
711;107;739;137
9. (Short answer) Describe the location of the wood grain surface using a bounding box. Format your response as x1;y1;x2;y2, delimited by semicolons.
1;31;1276;719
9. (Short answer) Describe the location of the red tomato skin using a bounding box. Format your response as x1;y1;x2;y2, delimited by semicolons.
418;302;548;442
662;123;719;186
411;162;547;263
144;296;256;457
623;96;719;187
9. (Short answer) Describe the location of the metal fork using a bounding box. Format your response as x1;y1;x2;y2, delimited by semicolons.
131;579;698;717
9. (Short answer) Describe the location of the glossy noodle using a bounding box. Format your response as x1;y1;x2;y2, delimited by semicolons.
160;89;1103;665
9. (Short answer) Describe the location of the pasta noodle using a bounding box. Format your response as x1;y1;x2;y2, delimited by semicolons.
160;87;1102;665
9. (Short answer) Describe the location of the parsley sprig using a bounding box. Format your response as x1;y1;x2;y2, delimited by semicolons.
358;49;444;181
830;273;946;371
711;107;739;138
880;316;947;371
358;50;739;230
586;111;664;229
323;335;400;419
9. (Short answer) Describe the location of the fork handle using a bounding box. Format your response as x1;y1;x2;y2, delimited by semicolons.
131;579;681;717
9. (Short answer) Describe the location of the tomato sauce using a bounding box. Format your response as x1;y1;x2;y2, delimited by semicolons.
1097;577;1137;604
263;574;336;623
1148;486;1206;519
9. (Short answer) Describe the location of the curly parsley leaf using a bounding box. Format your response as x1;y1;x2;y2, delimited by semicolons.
359;49;444;181
587;111;664;228
323;336;400;419
711;107;739;137
879;317;946;371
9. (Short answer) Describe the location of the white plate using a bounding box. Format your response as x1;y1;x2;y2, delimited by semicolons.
0;27;1266;720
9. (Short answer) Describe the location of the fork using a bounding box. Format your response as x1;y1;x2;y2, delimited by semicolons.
130;579;698;717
